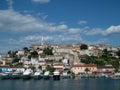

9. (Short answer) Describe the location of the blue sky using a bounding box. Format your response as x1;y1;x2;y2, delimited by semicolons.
0;0;120;53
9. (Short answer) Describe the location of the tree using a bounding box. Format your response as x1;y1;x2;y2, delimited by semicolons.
8;50;18;58
116;50;120;59
23;47;29;56
23;47;29;52
85;68;90;74
31;51;38;58
43;47;53;55
110;59;120;72
95;59;106;66
30;65;36;72
80;44;88;50
46;65;55;73
8;50;12;57
12;57;20;63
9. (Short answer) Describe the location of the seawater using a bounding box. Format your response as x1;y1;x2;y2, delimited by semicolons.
0;78;120;90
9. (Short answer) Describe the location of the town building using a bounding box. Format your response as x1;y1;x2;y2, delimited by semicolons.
72;63;97;74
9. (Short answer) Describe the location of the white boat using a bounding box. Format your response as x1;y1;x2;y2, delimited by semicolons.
53;70;60;80
112;73;120;79
43;71;50;79
1;72;10;79
11;71;22;79
33;70;42;79
22;69;33;79
62;72;69;79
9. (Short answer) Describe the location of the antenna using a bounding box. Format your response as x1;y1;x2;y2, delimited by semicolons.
7;0;13;10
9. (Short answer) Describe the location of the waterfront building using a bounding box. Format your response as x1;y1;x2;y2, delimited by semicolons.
53;63;64;73
0;65;25;73
72;63;97;75
2;60;12;65
97;65;115;75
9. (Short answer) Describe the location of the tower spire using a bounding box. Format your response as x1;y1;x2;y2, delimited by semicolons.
41;36;44;45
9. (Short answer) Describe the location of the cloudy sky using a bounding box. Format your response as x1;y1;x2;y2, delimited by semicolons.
0;0;120;53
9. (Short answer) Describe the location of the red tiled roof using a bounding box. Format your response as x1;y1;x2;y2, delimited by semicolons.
98;65;114;69
72;64;97;67
0;65;24;68
53;63;64;66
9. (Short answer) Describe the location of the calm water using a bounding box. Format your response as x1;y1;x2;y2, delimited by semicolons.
0;78;120;90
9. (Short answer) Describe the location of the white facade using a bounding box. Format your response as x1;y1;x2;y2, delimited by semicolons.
16;50;24;56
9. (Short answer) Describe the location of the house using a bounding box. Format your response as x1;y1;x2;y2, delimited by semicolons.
41;64;47;71
30;44;47;50
97;65;115;75
2;60;12;65
45;55;63;61
53;45;73;55
16;50;24;56
24;60;31;66
0;65;25;73
72;63;97;75
53;63;64;72
31;58;38;65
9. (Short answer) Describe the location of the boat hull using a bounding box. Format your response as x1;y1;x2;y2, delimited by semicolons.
11;74;21;79
22;75;31;79
1;75;10;79
34;75;42;79
53;75;60;80
43;75;50;80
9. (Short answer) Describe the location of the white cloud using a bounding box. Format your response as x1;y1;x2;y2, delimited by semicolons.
47;24;68;31
32;0;50;3
69;28;81;34
85;25;120;36
85;28;104;35
0;10;68;33
23;35;53;42
56;24;68;30
104;25;120;35
87;38;109;45
78;20;87;25
0;10;43;32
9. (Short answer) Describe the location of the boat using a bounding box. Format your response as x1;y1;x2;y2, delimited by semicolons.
22;69;33;79
11;71;22;79
53;70;60;80
62;72;69;79
112;73;120;79
1;72;11;79
33;70;43;79
43;71;50;80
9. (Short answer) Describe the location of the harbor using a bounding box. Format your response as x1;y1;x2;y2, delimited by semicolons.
0;78;120;90
0;71;120;80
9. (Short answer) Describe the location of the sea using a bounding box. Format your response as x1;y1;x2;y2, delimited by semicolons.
0;78;120;90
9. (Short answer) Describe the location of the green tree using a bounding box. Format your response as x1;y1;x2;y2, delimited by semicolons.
80;44;88;50
23;47;29;52
43;47;53;55
46;65;55;73
95;59;106;66
31;51;38;58
116;50;120;59
12;57;20;63
85;68;90;74
8;50;18;58
110;59;120;72
23;47;29;56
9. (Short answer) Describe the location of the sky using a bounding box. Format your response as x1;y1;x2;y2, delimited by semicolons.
0;0;120;53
